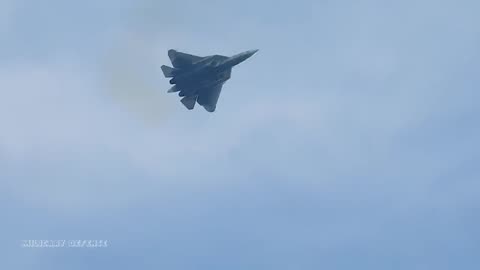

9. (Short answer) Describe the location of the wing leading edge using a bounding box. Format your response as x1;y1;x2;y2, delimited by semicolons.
168;49;204;68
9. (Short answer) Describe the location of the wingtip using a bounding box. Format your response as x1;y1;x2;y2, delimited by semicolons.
168;49;177;58
203;105;216;112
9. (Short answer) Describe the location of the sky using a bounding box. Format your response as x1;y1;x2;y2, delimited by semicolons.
1;0;479;269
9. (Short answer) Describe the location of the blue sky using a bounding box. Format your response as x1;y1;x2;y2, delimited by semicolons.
1;0;479;269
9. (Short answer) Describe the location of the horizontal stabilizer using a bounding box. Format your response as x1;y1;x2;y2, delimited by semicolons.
180;96;197;110
167;85;179;93
161;65;177;78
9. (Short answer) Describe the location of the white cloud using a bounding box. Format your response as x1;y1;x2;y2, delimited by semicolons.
1;0;477;217
0;53;453;214
0;59;327;212
0;62;120;156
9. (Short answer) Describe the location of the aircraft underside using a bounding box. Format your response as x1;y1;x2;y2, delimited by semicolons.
161;49;257;112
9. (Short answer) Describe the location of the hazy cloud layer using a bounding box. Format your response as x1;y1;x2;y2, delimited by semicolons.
1;0;479;269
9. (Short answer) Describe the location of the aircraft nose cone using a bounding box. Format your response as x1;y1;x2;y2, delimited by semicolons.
248;49;259;56
227;49;259;67
241;49;258;61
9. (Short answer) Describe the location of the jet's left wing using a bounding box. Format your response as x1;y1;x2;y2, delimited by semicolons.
197;84;223;112
168;49;204;68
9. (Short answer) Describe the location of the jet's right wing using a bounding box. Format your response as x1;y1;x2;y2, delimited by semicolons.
196;84;223;112
168;49;204;68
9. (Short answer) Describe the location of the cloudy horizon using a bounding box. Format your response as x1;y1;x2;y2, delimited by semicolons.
1;0;479;269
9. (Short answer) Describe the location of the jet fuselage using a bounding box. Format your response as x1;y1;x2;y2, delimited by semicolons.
161;49;258;111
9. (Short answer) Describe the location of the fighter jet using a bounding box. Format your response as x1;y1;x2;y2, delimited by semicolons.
161;49;258;112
